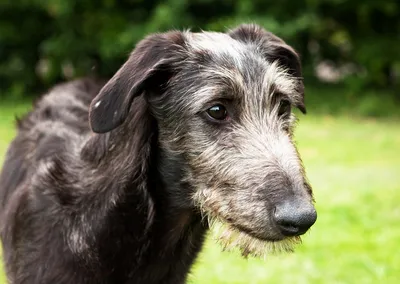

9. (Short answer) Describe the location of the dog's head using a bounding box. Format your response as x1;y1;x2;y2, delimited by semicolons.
89;24;316;257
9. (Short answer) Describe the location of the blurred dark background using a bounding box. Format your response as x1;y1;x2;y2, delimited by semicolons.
0;0;399;114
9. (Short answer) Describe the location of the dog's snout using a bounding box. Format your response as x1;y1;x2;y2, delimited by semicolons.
274;199;317;237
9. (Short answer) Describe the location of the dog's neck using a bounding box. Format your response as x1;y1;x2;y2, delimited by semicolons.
81;98;207;253
147;143;206;246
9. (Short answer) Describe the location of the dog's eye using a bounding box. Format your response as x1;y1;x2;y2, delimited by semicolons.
207;105;228;120
278;100;291;117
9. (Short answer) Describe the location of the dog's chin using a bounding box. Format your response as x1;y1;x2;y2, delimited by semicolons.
209;220;301;259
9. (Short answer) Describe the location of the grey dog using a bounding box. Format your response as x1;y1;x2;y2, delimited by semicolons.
0;24;316;284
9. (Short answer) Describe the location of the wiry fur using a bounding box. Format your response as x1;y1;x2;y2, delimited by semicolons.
0;24;316;284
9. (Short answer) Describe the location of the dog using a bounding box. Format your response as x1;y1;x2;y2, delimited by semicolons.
0;24;316;284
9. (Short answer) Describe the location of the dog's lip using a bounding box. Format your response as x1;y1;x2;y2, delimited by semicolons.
226;221;286;242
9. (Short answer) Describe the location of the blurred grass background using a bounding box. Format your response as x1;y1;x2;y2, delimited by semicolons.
1;87;399;283
0;0;399;283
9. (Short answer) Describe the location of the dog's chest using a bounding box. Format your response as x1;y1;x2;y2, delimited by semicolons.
125;220;207;284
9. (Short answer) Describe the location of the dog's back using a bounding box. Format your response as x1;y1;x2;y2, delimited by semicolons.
0;78;105;282
0;79;104;206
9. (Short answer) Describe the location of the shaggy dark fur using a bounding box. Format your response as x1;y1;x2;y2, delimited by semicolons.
0;24;316;284
0;77;206;284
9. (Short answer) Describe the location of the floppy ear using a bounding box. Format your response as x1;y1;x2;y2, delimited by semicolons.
228;24;306;114
89;31;187;133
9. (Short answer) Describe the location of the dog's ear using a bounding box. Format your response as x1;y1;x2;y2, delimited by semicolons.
228;24;306;114
89;32;187;133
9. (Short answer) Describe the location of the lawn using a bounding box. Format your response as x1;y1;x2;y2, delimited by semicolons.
0;101;399;284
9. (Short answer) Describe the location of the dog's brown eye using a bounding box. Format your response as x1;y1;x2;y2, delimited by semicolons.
278;100;291;117
207;105;228;120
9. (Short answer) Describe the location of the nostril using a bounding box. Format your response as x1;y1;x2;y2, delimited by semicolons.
274;202;317;237
276;220;300;236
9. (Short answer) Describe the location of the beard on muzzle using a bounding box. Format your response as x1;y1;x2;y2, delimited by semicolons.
207;215;302;259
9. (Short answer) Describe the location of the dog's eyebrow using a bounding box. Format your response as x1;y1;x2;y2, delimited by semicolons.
269;80;305;109
270;84;292;102
270;85;306;113
213;91;236;101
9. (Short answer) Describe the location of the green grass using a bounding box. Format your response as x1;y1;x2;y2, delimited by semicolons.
0;101;399;283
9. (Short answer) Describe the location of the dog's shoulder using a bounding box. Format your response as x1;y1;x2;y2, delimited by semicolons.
18;78;105;133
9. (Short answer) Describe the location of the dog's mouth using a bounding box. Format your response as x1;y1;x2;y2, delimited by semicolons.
230;222;281;242
209;218;302;258
194;194;303;258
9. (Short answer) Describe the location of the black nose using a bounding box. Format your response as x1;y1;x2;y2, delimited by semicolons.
274;199;317;236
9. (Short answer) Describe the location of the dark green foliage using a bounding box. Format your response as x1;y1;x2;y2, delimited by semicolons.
0;0;399;98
